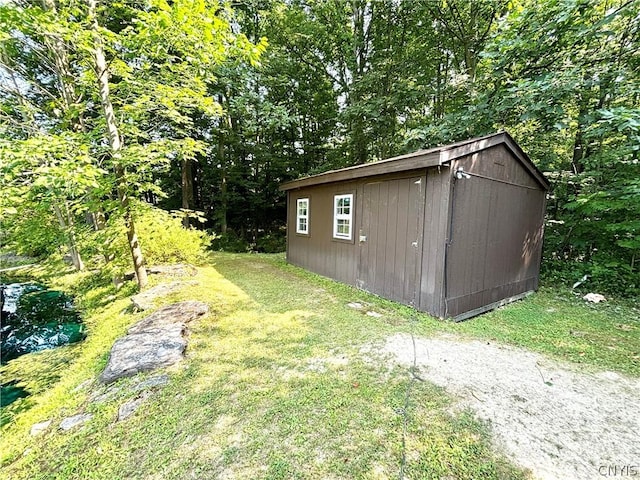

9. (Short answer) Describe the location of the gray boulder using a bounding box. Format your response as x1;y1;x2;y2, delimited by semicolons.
99;301;209;384
128;301;208;334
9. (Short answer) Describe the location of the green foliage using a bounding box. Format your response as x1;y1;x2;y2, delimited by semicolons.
402;0;640;296
209;230;250;253
254;231;286;253
0;134;104;262
100;206;212;273
209;230;285;253
0;0;265;276
0;205;63;258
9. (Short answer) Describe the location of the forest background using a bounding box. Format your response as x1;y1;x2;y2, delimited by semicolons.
1;0;638;297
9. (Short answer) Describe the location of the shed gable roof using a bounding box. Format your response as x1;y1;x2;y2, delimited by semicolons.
280;131;550;191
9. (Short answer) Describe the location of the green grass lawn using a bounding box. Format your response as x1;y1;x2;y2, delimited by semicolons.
1;253;638;479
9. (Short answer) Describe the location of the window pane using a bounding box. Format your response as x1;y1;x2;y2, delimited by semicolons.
297;200;308;216
333;194;353;239
296;198;309;234
337;219;350;235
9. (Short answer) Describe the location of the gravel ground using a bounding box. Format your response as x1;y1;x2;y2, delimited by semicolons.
371;333;640;480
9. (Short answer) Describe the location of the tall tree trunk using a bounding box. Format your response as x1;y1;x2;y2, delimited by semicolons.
349;0;370;165
219;138;228;234
41;0;85;132
351;116;367;164
218;95;231;234
88;0;147;289
181;157;194;228
572;98;591;176
572;128;586;175
53;203;85;271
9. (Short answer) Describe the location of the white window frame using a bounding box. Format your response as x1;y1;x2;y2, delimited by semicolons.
333;193;353;240
296;198;309;234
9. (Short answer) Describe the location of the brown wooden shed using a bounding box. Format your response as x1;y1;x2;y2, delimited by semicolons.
280;131;549;320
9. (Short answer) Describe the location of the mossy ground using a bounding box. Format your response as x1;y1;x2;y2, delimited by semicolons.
1;253;637;479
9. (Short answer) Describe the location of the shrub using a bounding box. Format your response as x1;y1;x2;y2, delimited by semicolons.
209;230;249;253
254;232;286;253
100;205;212;274
0;206;65;259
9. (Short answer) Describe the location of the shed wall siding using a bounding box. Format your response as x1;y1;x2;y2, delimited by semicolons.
286;171;428;306
459;144;540;189
286;181;359;285
444;147;546;318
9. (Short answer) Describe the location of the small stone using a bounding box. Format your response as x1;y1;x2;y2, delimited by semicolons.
59;413;92;431
366;311;383;318
117;394;149;421
90;384;121;403
30;420;52;436
90;393;112;404
347;302;363;309
583;293;606;303
72;380;92;392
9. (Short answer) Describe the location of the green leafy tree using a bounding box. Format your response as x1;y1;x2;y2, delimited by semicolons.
2;0;266;285
406;0;639;294
0;1;104;269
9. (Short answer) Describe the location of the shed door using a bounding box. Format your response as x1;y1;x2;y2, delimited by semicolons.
357;176;425;306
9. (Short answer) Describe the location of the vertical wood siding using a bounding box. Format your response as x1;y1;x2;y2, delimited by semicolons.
444;145;546;318
286;181;359;285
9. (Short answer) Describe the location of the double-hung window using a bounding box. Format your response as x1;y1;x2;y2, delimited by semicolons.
296;198;309;234
333;194;353;240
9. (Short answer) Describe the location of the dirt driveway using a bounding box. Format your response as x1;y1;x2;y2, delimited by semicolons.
375;334;640;480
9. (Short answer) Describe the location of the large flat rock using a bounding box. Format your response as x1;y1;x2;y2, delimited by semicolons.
100;301;209;384
128;301;209;334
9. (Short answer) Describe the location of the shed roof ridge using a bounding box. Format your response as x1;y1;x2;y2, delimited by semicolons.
279;131;549;191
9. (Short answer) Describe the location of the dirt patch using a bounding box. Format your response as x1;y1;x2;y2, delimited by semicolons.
369;333;640;480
